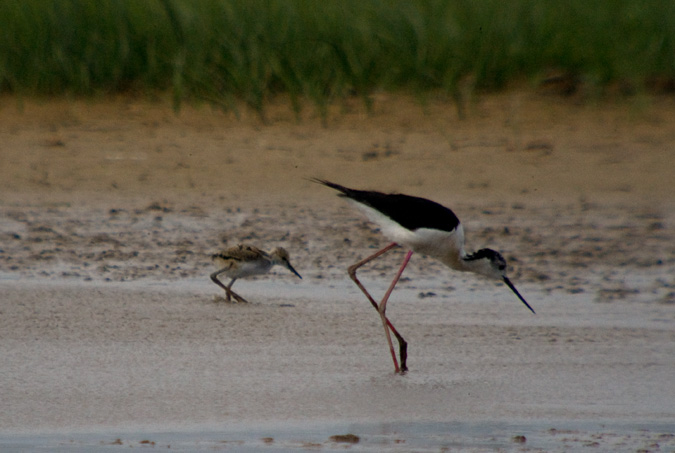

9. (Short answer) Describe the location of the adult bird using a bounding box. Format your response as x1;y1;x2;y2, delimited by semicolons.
313;178;534;373
210;244;302;303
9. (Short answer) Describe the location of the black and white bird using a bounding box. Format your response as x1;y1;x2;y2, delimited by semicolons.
210;244;302;303
313;178;535;373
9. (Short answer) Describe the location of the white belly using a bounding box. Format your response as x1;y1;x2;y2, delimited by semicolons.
402;227;464;265
235;260;272;279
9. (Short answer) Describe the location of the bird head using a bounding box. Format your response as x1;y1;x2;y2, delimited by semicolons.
270;247;302;279
464;248;535;314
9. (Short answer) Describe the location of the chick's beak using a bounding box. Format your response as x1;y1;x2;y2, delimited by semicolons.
285;261;302;279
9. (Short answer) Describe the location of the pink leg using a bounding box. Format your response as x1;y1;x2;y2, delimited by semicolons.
377;249;413;371
348;243;412;373
380;250;414;316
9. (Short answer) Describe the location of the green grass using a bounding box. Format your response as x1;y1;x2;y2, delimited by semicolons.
1;0;673;116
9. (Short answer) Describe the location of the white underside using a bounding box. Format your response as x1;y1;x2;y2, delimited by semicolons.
352;201;468;270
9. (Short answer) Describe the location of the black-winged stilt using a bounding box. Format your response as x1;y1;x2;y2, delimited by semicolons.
314;179;535;373
210;244;302;303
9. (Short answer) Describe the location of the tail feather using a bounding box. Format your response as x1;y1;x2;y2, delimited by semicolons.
309;178;351;196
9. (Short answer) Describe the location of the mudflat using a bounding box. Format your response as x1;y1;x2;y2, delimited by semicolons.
1;93;673;451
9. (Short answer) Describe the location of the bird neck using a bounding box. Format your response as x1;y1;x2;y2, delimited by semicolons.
457;254;494;278
268;255;283;266
439;249;470;272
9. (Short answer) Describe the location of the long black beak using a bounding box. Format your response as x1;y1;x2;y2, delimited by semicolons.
285;262;302;279
503;277;535;314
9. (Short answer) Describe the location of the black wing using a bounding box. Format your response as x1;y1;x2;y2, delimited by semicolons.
313;179;460;232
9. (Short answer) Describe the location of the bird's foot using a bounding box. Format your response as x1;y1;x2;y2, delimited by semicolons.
213;294;248;304
231;294;250;304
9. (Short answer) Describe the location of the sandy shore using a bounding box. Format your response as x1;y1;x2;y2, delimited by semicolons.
1;278;674;451
1;93;674;450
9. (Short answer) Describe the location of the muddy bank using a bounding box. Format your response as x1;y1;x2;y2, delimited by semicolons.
0;94;674;450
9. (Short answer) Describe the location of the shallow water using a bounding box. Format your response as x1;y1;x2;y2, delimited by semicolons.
1;277;674;453
2;420;675;452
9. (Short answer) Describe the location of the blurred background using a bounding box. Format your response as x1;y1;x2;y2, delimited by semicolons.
1;0;673;116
